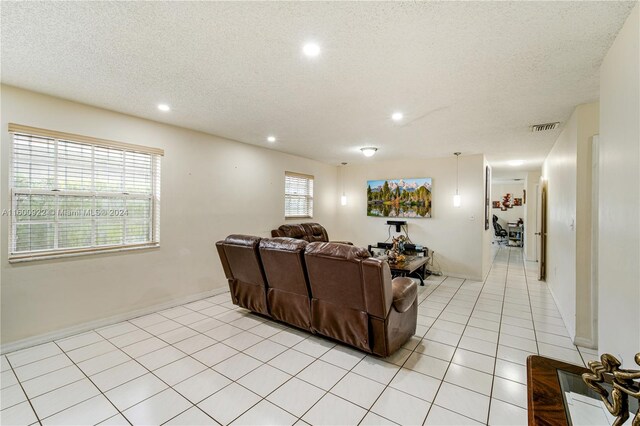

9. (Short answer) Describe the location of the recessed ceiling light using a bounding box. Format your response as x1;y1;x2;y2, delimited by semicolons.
360;147;378;157
391;112;404;121
509;160;525;166
267;136;276;143
157;104;170;112
303;42;321;57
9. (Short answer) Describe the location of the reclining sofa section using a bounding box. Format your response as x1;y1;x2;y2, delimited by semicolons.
216;235;418;357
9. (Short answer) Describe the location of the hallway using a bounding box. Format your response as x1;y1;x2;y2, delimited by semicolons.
1;247;595;425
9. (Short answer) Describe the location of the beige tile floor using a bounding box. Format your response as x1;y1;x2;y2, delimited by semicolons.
1;247;595;425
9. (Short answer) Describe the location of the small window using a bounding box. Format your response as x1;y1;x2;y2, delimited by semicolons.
284;172;313;219
7;124;163;262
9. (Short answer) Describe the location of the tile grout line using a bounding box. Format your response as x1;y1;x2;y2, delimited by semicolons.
4;356;44;426
361;275;469;424
8;283;421;425
24;309;235;425
115;316;260;425
96;305;331;424
520;249;541;358
522;257;588;367
156;310;369;423
351;275;455;425
51;340;132;425
485;245;512;425
421;254;509;424
123;323;302;425
180;329;328;425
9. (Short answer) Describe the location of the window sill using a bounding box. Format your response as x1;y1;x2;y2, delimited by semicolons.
8;243;160;263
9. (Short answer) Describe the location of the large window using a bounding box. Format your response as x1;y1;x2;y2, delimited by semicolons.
7;124;163;261
284;172;313;219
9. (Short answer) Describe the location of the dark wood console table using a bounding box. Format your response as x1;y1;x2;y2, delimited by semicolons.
527;355;588;426
388;256;429;286
368;243;431;286
528;354;640;426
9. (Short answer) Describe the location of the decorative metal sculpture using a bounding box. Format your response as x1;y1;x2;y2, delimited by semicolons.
582;353;640;426
386;235;407;265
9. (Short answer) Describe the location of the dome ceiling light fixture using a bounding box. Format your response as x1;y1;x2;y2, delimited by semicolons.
360;147;378;157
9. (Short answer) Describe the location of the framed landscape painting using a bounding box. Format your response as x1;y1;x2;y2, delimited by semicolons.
367;178;432;218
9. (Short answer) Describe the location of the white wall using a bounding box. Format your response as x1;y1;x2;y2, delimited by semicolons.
543;109;578;341
491;182;525;227
542;102;599;344
524;171;541;262
336;154;490;281
598;5;639;367
0;85;338;346
575;103;599;347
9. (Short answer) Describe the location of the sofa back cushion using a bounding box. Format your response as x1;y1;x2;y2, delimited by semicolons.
305;242;370;309
304;242;373;351
259;237;312;330
275;224;307;240
301;223;329;242
259;238;309;295
217;234;269;315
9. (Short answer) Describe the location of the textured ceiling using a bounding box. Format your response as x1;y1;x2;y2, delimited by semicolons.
1;1;635;171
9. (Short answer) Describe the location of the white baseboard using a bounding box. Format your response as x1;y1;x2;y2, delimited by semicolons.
442;272;484;282
546;285;576;342
574;336;597;350
1;286;230;355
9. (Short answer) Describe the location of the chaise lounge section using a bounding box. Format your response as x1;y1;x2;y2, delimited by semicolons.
216;234;417;356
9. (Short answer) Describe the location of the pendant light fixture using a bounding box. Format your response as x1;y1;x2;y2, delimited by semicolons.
453;152;461;208
340;162;348;206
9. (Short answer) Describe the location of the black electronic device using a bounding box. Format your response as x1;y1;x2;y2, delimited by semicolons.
386;220;407;232
375;242;423;252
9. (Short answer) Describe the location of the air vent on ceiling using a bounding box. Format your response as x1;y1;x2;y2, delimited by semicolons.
531;122;560;132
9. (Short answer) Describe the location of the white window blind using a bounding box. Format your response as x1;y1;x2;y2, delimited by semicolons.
7;125;163;261
284;172;313;219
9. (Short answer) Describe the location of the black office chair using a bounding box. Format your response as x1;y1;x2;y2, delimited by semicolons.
492;215;508;244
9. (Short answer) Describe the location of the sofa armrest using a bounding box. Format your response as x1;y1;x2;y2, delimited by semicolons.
391;277;417;313
329;240;353;245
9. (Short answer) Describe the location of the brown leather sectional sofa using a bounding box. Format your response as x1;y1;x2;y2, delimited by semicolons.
216;235;418;357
